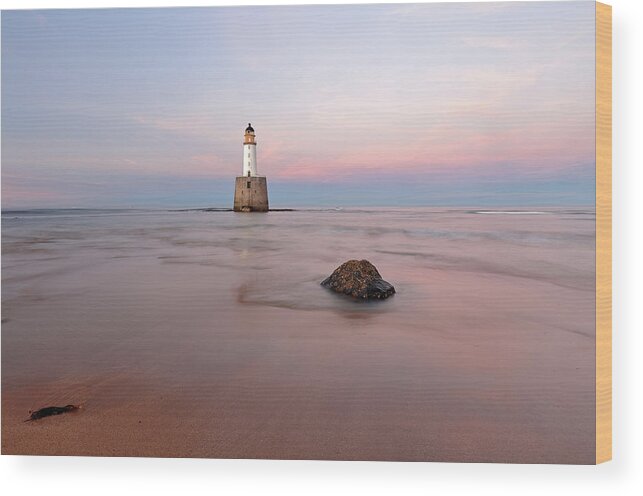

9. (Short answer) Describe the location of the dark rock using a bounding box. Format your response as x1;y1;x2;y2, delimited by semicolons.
24;404;80;422
321;259;395;300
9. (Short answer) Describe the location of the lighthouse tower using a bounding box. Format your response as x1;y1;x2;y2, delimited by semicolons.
233;123;269;212
242;123;258;177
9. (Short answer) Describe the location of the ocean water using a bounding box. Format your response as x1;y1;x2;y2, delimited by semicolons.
1;207;596;462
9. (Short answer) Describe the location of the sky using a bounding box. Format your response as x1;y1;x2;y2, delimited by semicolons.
1;2;596;208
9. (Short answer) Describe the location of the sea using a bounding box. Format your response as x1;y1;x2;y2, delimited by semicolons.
1;207;596;462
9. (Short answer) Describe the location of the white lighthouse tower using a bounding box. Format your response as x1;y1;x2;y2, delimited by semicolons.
233;123;269;212
242;123;258;177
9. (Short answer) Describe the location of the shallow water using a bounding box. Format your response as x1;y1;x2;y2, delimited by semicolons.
1;207;596;462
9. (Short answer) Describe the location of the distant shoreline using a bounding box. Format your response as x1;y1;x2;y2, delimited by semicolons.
0;206;597;218
172;208;296;212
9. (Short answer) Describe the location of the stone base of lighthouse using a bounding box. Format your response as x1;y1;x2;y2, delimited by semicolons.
233;176;269;212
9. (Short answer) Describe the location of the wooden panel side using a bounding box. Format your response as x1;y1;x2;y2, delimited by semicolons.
595;1;612;465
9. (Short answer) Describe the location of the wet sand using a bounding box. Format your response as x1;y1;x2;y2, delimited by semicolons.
1;208;596;462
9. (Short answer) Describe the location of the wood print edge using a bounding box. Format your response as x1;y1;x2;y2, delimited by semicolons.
595;0;612;465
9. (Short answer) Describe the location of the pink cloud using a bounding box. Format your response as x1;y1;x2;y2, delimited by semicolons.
268;124;593;182
1;182;73;207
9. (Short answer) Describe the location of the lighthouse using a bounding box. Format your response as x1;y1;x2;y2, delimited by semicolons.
242;123;258;177
233;123;269;212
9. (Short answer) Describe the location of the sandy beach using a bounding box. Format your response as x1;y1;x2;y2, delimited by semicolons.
2;207;595;462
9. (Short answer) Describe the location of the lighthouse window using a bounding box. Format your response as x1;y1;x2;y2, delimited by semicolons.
247;181;251;188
